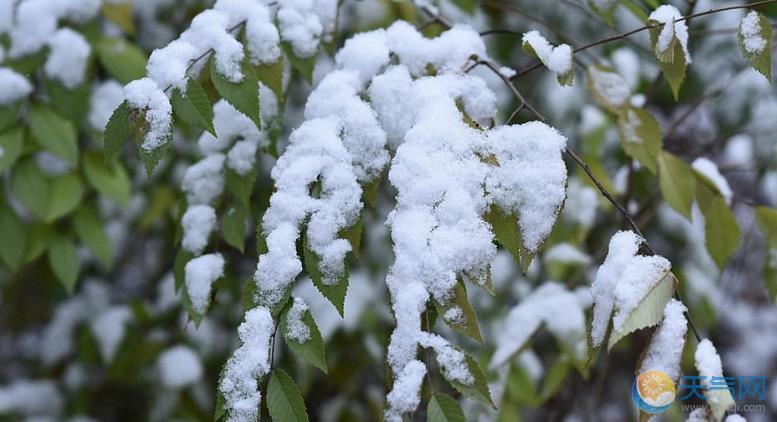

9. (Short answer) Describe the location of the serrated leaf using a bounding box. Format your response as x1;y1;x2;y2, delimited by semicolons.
83;151;131;206
221;204;247;252
738;11;772;83
303;233;348;316
0;206;26;271
445;354;494;407
28;104;78;166
695;178;740;270
254;57;285;106
281;299;328;373
617;107;662;173
210;58;260;129
12;159;50;219
435;277;482;343
658;151;695;219
282;42;317;84
267;369;309;422
73;207;112;268
485;204;533;273
46;174;84;222
136;130;172;176
607;271;676;352
102;1;135;35
428;393;465;422
171;78;216;136
95;37;147;84
103;101;133;161
0;127;24;172
48;235;80;293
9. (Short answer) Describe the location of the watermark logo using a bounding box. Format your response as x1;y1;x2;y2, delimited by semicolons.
632;370;676;414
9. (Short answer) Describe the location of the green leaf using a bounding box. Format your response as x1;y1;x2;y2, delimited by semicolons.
363;174;382;208
11;159;50;219
24;224;53;264
267;369;309;422
449;0;476;14
587;0;617;25
102;101;133;161
0;206;26;271
281;298;328;373
427;393;465;422
95;37;147;84
83;151;131;206
46;174;85;222
303;233;348;316
657;151;695;219
254;57;285;106
616;107;662;173
755;206;777;299
0;104;21;132
225;167;257;208
101;1;135;35
28;104;78;166
737;11;772;83
435;277;482;343
136;130;172;176
48;235;80;292
171;78;216;136
540;357;572;401
339;212;363;259
445;354;494;407
282;42;317;84
648;27;686;99
0;127;24;172
221;204;247;252
44;79;91;126
695;178;740;270
73;207;112;268
485;204;533;273
608;271;676;351
210;58;261;129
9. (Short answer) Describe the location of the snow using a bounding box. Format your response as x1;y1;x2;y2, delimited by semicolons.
90;306;132;363
214;0;280;65
146;40;198;93
157;345;203;388
485;122;568;252
184;253;225;314
285;297;311;342
563;178;598;228
7;0;99;59
740;11;766;54
725;415;746;422
384;359;426;422
227;139;259;175
278;3;324;58
89;81;125;131
181;205;216;255
638;299;687;381
419;332;472;383
0;380;63;417
335;30;390;83
588;66;631;110
544;243;591;265
123;78;173;151
0;68;32;105
611;254;671;330
198;100;267;156
649;5;692;63
522;31;573;78
695;338;724;380
686;407;708;421
44;28;91;89
183;10;245;82
692;157;733;204
491;282;589;369
219;307;274;422
182;153;226;205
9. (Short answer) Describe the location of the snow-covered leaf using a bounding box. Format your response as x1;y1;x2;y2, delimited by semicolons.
737;11;772;83
695;339;735;422
267;369;309;422
648;5;690;100
617;107;662;173
608;270;675;351
171;78;216;136
695;177;740;270
303;234;348;317
435;278;482;343
282;42;316;84
427;393;465;422
281;298;328;373
445;353;493;407
254;57;285;105
136;130;172;176
28;104;78;166
658;151;695;219
210;58;261;129
48;235;80;293
587;65;631;113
